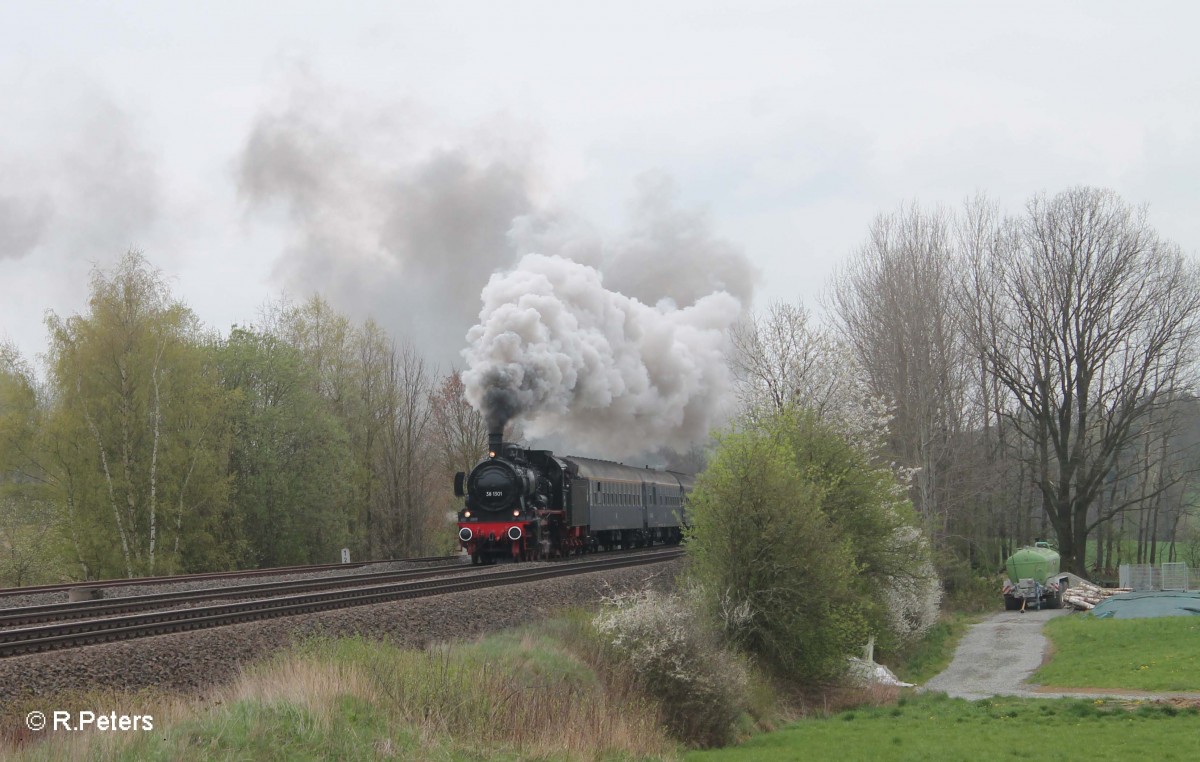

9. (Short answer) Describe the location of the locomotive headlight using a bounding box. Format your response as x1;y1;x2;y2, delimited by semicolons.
464;511;471;518
488;450;496;458
513;510;520;516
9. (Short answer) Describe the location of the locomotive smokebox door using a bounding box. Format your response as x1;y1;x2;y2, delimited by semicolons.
453;472;466;497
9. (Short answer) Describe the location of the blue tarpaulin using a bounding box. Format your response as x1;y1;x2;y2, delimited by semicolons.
1091;591;1200;619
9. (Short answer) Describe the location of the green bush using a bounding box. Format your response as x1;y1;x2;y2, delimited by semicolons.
685;425;868;681
685;409;940;681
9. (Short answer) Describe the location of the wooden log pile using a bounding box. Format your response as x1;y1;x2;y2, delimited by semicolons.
1063;580;1131;610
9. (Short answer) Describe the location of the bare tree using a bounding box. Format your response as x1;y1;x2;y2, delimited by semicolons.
730;301;890;453
963;187;1200;575
379;342;437;556
828;205;972;538
429;370;488;479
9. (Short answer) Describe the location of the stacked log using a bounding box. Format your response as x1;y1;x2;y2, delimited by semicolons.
1063;580;1130;611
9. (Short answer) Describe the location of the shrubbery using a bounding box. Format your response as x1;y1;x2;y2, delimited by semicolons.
686;408;942;681
592;588;751;748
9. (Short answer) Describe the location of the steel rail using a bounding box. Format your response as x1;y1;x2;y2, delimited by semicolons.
0;549;682;658
0;560;470;627
0;555;461;598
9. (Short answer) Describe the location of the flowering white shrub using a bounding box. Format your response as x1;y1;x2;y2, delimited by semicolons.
881;527;943;646
593;588;748;748
731;304;894;458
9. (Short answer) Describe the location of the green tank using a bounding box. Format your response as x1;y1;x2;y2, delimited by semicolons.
1006;542;1060;583
1002;541;1064;610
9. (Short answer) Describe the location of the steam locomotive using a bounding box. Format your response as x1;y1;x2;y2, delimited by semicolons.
454;430;693;563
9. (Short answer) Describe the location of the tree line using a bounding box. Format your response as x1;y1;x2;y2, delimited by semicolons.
735;187;1200;579
4;185;1197;586
0;253;486;584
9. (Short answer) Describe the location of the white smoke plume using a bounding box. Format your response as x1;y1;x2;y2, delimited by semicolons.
462;254;741;456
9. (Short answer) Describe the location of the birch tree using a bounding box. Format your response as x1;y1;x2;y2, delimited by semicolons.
45;252;232;577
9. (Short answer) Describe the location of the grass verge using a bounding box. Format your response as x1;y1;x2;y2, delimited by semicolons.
879;613;979;686
685;692;1200;761
1035;614;1200;691
5;625;678;761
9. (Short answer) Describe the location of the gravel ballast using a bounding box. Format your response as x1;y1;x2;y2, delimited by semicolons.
0;559;683;709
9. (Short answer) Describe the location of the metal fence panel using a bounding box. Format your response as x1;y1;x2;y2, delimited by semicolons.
1119;564;1156;591
1161;562;1190;591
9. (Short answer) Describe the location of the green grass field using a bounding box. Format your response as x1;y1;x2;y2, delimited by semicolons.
689;610;1200;761
1081;537;1193;576
1035;614;1200;691
686;693;1200;762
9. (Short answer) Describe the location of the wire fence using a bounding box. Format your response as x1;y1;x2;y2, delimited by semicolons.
1118;563;1190;591
1161;562;1190;591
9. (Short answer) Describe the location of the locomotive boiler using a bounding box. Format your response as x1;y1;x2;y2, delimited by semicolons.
453;430;692;564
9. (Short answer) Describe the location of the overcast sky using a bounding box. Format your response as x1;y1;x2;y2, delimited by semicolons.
2;1;1197;372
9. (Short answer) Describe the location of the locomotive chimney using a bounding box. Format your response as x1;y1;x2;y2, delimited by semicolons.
488;427;504;457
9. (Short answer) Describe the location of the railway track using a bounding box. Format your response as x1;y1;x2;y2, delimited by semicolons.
0;548;682;658
0;560;472;627
0;555;459;599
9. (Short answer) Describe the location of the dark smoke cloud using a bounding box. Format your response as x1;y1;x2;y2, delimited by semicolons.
236;83;537;365
236;80;758;376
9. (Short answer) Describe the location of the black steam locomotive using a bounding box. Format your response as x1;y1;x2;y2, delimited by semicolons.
453;430;693;563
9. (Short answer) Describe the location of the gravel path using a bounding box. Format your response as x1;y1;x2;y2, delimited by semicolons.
925;608;1200;702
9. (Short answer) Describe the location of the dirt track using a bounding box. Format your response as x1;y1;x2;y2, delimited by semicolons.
925;608;1068;699
925;608;1200;702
